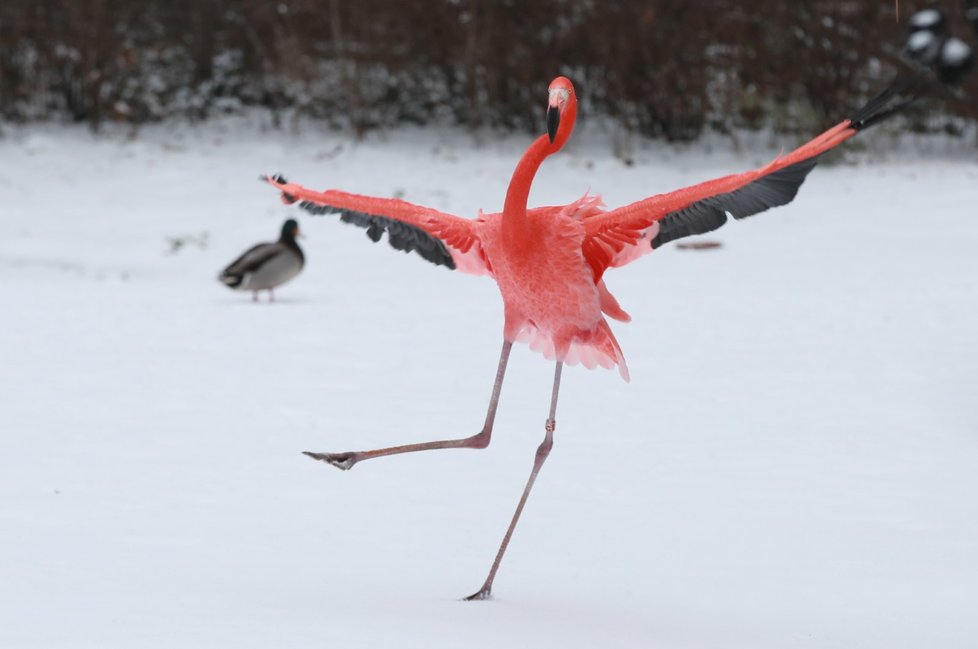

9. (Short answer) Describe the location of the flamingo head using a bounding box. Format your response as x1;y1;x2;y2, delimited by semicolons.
547;76;576;144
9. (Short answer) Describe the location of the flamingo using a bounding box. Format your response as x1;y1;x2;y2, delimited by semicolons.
263;20;972;600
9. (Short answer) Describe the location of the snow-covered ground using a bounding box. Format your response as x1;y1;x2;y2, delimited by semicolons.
1;121;977;649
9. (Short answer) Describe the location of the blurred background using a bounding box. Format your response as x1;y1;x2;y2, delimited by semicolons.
1;0;976;140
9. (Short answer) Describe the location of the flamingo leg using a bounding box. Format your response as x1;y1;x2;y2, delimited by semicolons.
304;341;513;470
465;360;563;601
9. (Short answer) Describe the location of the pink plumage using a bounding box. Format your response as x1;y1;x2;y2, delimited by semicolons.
264;67;946;598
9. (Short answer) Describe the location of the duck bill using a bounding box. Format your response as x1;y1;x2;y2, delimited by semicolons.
547;105;560;143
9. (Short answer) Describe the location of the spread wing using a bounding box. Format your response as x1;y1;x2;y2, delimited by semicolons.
263;175;491;276
581;72;931;278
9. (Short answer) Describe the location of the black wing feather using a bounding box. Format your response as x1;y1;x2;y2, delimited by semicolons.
297;201;456;270
651;155;821;249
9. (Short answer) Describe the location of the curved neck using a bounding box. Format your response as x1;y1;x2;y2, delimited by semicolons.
503;134;551;218
502;99;577;235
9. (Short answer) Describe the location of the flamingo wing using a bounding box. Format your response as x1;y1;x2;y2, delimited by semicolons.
263;175;490;275
582;73;929;277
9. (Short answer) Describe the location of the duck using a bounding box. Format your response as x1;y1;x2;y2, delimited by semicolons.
219;219;304;301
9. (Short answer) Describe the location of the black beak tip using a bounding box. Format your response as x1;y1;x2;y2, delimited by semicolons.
547;106;560;143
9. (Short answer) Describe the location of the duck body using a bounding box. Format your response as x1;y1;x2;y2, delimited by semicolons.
219;219;304;300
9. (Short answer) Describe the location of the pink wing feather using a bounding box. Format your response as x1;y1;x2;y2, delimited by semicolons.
581;121;857;279
580;69;941;279
264;175;492;276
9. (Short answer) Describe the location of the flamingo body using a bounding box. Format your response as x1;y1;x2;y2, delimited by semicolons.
477;196;631;378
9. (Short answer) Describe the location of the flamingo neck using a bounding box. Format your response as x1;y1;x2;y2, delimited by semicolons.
502;101;576;238
503;135;551;222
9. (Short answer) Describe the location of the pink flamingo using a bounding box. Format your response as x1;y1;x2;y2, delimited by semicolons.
265;41;969;598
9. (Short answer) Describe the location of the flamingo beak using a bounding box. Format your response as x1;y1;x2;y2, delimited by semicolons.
547;105;560;143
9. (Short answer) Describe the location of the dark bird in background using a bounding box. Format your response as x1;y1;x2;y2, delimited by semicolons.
219;219;304;302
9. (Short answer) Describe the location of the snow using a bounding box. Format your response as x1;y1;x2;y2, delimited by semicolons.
906;30;939;57
2;121;978;648
941;38;973;66
909;8;943;31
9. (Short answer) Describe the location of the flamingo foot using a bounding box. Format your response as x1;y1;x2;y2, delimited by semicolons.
462;587;492;602
303;451;358;471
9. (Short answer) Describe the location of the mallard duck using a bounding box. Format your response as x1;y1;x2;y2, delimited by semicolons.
219;219;304;301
